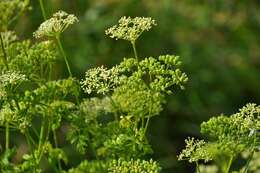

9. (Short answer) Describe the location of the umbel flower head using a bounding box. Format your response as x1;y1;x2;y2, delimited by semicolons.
0;71;27;87
178;137;213;163
81;66;122;95
33;11;78;38
105;16;156;42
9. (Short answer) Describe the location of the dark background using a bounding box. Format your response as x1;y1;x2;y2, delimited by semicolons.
12;0;260;172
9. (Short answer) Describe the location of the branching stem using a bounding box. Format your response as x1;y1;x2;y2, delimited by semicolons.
196;161;201;173
143;117;150;137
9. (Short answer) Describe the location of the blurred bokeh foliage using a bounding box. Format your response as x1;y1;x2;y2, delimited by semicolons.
6;0;260;172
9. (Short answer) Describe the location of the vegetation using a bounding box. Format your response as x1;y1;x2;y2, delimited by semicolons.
178;103;260;173
0;0;259;173
0;0;187;172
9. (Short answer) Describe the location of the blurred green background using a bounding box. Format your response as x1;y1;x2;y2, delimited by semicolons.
12;0;260;172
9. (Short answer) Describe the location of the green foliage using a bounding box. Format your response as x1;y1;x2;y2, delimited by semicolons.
0;33;58;82
0;0;30;31
108;158;161;173
0;1;188;172
179;103;260;173
1;1;258;173
67;160;107;173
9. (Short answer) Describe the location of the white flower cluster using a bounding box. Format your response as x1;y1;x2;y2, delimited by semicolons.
234;103;260;134
81;66;122;95
105;16;156;42
33;11;78;38
178;137;212;163
0;71;27;87
0;31;18;47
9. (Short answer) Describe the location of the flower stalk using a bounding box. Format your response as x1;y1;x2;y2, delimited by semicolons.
38;0;47;20
56;35;72;77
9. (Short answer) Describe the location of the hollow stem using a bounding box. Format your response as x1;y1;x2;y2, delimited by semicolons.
38;0;47;20
56;35;72;77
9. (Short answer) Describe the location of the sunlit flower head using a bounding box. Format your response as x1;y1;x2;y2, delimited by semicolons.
33;11;78;38
105;16;156;42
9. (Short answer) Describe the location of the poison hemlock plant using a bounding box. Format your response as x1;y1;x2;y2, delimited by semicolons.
0;1;188;173
178;103;260;173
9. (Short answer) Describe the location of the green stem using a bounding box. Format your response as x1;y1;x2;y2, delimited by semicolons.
196;161;201;173
53;129;62;171
38;117;46;152
38;0;47;20
25;131;38;173
131;41;138;61
32;125;40;138
0;33;9;70
243;132;257;173
5;123;10;150
141;116;145;129
142;90;153;139
226;156;233;173
243;151;254;173
141;117;151;140
108;96;119;121
49;63;52;81
8;1;29;26
37;117;49;165
25;131;33;152
56;35;72;77
27;131;37;146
